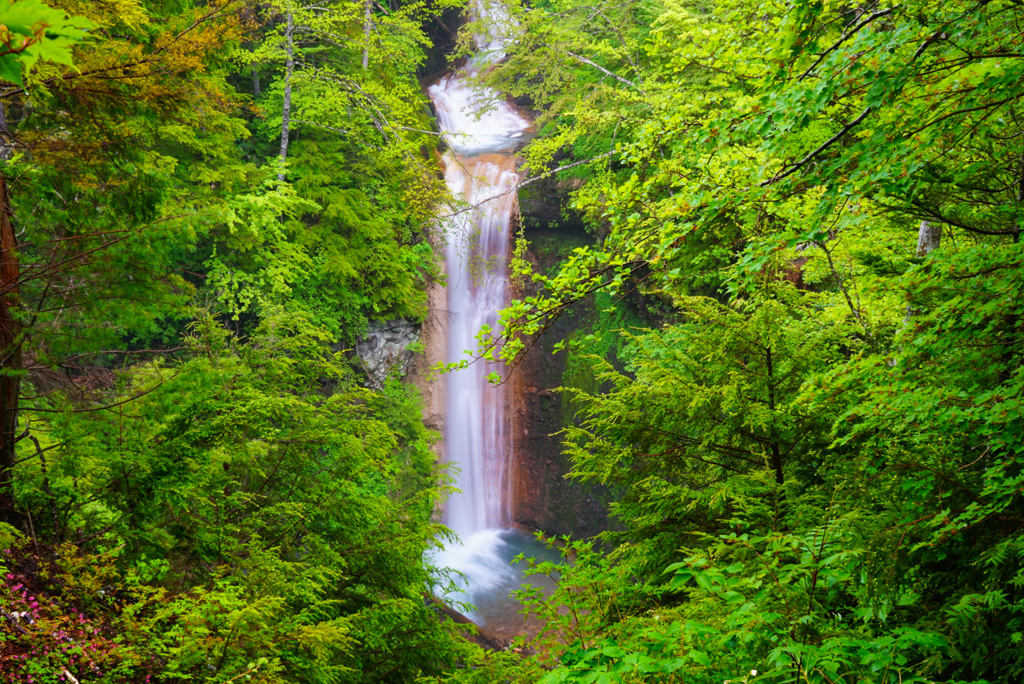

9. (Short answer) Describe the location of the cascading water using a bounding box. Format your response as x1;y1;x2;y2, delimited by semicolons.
433;83;524;536
427;6;562;639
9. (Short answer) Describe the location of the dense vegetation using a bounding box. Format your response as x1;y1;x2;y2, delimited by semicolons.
462;0;1024;682
2;0;1023;682
0;0;474;681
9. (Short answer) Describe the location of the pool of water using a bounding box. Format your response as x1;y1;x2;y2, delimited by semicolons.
432;527;567;642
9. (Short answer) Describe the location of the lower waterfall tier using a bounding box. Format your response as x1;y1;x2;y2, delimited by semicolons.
430;527;564;642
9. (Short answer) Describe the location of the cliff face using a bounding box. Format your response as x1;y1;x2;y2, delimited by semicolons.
407;261;448;450
509;181;618;539
509;300;617;538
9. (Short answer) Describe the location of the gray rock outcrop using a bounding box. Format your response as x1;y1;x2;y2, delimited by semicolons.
356;320;420;388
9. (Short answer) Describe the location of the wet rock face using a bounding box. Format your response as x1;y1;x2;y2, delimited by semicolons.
517;172;587;235
510;215;619;540
356;320;420;388
420;5;464;81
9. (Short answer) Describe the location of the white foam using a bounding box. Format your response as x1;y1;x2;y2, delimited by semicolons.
431;529;514;607
428;74;530;155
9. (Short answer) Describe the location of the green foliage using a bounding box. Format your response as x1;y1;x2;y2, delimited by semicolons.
0;0;92;85
557;287;852;575
0;0;471;679
236;0;454;328
7;313;471;682
512;504;953;684
440;0;1024;682
8;0;1024;680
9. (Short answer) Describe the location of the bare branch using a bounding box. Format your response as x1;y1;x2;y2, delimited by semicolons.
760;106;872;186
435;150;617;222
566;51;641;90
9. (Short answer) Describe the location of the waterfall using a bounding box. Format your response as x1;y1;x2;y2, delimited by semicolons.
426;8;542;631
431;73;528;535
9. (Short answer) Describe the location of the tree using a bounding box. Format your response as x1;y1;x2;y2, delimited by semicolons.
6;312;474;682
0;0;250;524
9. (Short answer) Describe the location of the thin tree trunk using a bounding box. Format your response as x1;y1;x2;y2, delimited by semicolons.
362;0;371;70
244;3;261;98
903;220;942;323
764;345;784;486
915;220;942;257
0;175;21;527
0;102;20;527
278;10;294;182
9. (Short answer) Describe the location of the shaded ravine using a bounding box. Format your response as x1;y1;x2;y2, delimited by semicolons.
427;14;561;642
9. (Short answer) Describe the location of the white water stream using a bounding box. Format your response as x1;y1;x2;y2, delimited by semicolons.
432;71;525;535
427;11;560;638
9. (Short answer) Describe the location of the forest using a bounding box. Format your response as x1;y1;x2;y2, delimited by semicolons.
0;0;1022;682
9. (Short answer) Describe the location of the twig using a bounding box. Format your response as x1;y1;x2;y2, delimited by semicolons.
566;51;641;90
760;106;872;186
20;379;167;414
797;6;894;81
0;606;30;636
437;150;617;222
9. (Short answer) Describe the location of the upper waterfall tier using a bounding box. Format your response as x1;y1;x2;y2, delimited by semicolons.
428;74;530;155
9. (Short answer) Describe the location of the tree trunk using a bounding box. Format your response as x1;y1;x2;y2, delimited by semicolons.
902;220;942;324
244;3;261;98
0;173;21;527
0;101;20;527
277;11;294;182
915;220;942;257
362;0;371;70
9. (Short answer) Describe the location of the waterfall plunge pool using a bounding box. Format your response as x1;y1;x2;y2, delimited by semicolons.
431;527;566;642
